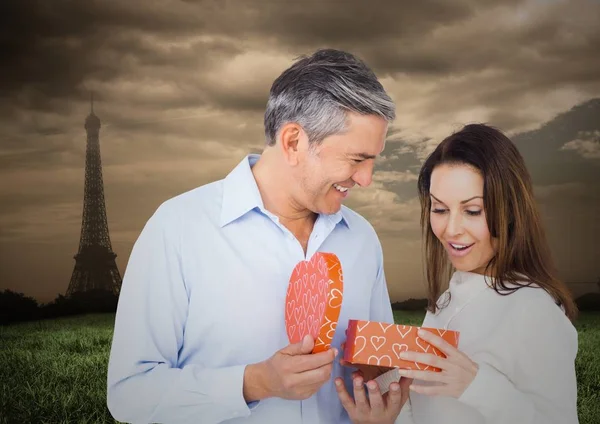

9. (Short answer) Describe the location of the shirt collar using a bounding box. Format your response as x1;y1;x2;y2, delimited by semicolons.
220;154;264;227
448;271;493;299
219;154;350;229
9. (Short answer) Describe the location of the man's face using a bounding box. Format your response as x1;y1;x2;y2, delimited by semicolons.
293;112;388;215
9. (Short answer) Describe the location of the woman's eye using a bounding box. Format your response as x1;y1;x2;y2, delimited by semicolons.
466;210;482;216
431;208;447;214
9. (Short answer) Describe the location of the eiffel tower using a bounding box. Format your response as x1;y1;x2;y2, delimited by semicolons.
66;94;122;297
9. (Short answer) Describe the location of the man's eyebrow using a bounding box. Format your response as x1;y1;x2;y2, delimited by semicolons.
351;153;377;160
430;194;483;204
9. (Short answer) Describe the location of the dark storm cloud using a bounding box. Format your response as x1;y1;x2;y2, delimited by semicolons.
0;0;525;111
2;0;598;195
0;0;251;120
245;0;475;47
1;0;599;302
1;0;200;90
2;0;598;141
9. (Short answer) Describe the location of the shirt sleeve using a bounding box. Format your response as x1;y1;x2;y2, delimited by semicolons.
458;292;579;424
106;204;255;424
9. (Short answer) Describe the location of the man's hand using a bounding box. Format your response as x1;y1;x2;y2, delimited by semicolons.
335;374;412;424
243;335;338;402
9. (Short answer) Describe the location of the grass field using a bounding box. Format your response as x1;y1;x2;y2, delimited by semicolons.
1;311;599;423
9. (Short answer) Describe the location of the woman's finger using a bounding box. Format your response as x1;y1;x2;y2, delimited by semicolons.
397;368;447;383
399;351;446;370
416;329;459;358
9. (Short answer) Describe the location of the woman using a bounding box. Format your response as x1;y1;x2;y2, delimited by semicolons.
336;123;579;424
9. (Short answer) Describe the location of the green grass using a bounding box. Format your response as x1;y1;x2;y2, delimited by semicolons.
0;314;118;424
572;312;600;422
1;312;599;423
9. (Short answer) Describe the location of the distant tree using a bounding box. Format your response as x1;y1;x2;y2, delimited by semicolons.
39;290;119;319
391;298;428;311
68;289;119;313
39;294;79;319
0;289;40;324
0;288;120;324
575;292;600;311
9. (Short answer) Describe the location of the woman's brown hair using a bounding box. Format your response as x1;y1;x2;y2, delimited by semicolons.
417;123;578;321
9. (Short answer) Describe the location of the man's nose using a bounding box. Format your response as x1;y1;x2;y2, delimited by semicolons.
352;162;375;187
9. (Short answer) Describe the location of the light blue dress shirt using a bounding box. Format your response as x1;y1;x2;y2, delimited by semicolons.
107;154;394;424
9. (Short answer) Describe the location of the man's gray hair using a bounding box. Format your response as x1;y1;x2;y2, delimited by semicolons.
264;49;395;146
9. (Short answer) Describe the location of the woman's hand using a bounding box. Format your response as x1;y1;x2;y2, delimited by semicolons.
396;329;478;398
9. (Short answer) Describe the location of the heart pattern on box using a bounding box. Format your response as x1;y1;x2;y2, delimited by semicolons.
285;252;344;353
344;320;460;372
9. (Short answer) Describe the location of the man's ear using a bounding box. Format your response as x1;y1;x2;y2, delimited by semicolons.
279;122;304;166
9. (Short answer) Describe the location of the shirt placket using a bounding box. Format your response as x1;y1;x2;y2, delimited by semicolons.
259;211;338;423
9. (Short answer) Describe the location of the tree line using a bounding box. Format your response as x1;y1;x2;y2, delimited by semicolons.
2;284;599;325
0;289;118;325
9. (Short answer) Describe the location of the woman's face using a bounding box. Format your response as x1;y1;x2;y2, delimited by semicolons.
429;163;496;275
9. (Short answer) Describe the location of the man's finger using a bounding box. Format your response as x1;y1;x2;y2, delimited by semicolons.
352;376;369;411
366;380;385;412
280;335;315;356
386;382;406;414
293;362;334;387
351;370;364;380
335;378;356;416
291;347;337;373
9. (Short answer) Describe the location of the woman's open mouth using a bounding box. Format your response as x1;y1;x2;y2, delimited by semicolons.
447;241;475;257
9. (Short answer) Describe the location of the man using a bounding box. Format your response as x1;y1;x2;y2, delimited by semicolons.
107;48;409;423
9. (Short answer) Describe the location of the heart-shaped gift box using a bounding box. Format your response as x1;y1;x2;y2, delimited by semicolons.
343;320;460;371
284;252;343;353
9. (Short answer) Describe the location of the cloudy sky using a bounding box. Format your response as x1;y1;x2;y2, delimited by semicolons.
1;0;599;303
